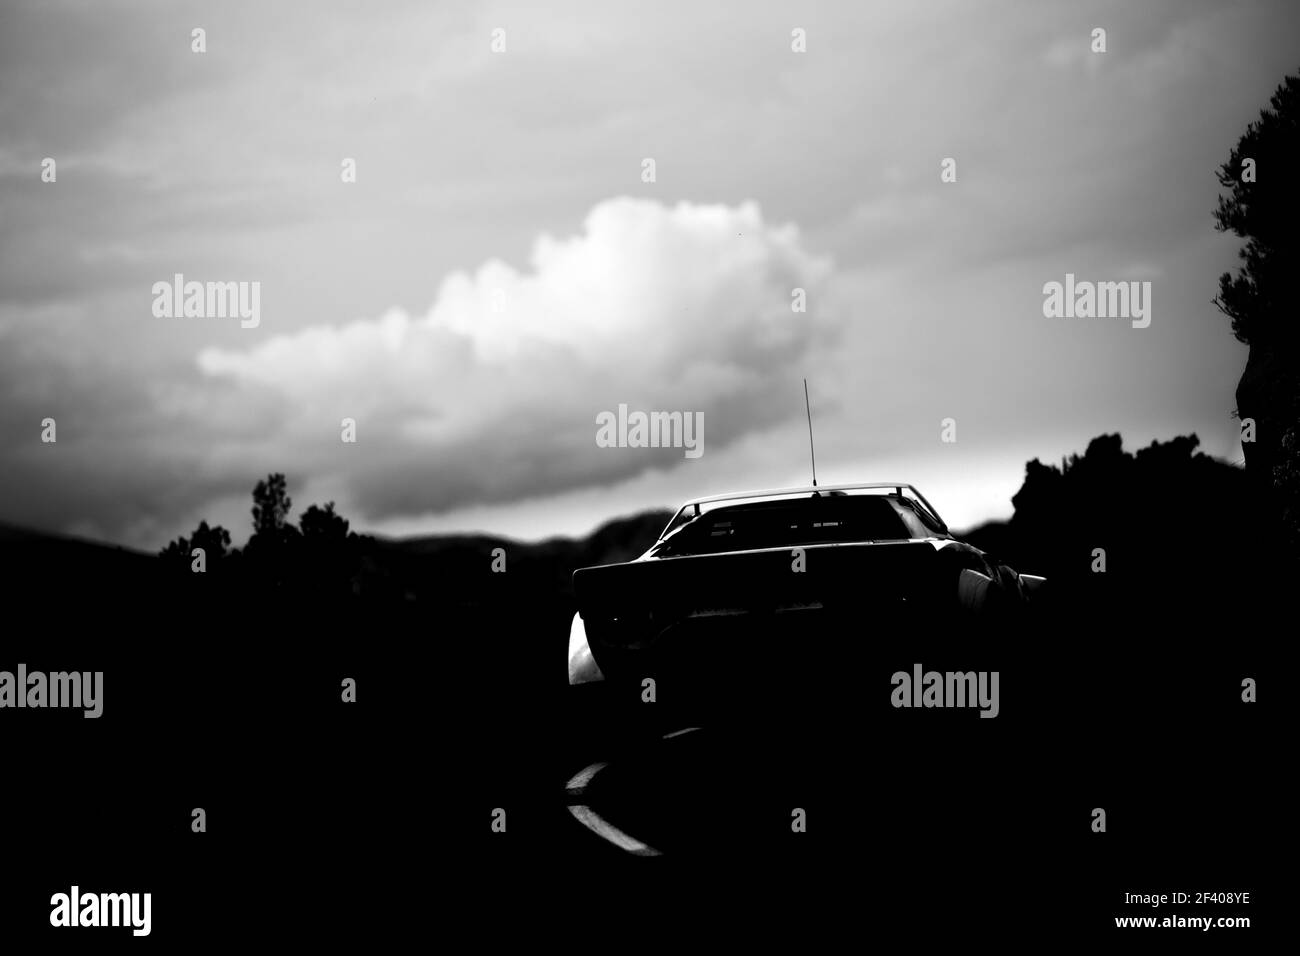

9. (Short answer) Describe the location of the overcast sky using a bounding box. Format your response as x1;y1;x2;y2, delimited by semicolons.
1;0;1296;549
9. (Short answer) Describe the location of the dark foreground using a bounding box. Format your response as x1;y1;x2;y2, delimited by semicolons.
0;553;1281;948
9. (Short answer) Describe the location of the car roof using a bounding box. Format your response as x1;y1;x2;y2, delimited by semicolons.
667;482;950;535
680;482;916;507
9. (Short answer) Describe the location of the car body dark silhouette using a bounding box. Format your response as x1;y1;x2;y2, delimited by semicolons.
568;482;1044;686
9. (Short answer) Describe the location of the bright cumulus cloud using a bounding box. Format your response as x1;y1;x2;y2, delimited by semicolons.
196;197;838;521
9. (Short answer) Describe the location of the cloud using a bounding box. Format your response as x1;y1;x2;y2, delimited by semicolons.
195;197;836;522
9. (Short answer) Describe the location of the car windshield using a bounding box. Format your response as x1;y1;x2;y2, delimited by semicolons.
651;494;920;556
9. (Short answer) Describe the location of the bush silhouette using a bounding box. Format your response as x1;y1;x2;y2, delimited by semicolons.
962;433;1264;620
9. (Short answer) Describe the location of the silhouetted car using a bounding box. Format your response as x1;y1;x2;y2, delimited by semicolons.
568;483;1044;686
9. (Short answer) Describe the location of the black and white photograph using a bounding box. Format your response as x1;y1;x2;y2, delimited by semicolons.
0;0;1290;945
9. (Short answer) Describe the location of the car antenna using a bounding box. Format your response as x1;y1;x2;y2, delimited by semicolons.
804;377;818;488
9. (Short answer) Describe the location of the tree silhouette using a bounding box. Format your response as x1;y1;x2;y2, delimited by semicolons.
295;501;366;598
1213;72;1300;347
251;473;293;542
160;520;232;570
300;501;351;542
144;473;388;602
159;536;189;565
191;521;233;561
1213;70;1300;542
